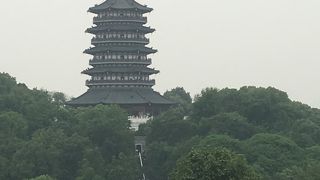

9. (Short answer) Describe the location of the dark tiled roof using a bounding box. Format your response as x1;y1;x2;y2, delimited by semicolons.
84;45;157;55
67;87;175;106
89;0;152;14
86;25;155;34
82;66;159;75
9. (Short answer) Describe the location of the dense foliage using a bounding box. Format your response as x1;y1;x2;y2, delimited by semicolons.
163;87;192;114
1;73;320;179
144;87;320;179
0;73;140;180
171;148;260;180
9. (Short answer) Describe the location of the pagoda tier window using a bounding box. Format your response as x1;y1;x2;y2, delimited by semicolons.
99;22;135;25
96;55;103;60
95;54;147;61
97;33;145;40
98;13;104;18
102;11;142;18
92;74;150;82
93;76;101;81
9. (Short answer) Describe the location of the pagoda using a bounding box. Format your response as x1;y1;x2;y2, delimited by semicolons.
68;0;175;117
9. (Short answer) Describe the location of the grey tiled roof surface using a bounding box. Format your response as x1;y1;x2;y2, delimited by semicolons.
68;87;175;105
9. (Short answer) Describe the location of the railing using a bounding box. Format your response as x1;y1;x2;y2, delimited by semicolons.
89;58;152;65
86;79;155;86
130;115;152;131
138;152;146;180
91;37;149;44
93;16;147;23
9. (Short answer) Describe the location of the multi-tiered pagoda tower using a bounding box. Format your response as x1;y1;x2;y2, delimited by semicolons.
68;0;174;117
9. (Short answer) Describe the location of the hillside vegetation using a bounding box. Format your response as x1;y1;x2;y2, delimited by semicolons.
144;87;320;180
1;73;320;179
0;73;140;180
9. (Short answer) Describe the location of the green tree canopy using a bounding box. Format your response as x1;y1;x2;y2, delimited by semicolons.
171;148;260;180
164;87;192;113
197;112;258;139
74;105;133;160
243;133;304;177
29;175;56;180
147;108;197;145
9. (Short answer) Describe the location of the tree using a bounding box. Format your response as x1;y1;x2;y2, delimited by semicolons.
197;112;258;139
29;175;56;180
192;88;243;119
51;92;67;107
192;87;303;132
146;108;197;145
76;148;105;180
106;153;141;180
0;156;9;180
144;142;175;180
197;134;242;153
171;148;260;180
276;161;320;180
0;73;17;94
11;128;90;180
243;133;304;178
164;87;192;113
74;105;133;161
0;111;27;139
290;119;320;147
306;146;320;161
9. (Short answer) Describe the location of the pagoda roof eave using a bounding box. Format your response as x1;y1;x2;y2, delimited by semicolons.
82;66;159;75
88;0;153;14
86;25;155;34
67;87;176;106
89;7;153;14
84;46;157;55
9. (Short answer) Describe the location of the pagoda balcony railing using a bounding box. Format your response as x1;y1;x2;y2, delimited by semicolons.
86;79;155;86
90;58;152;65
91;37;149;44
93;16;147;23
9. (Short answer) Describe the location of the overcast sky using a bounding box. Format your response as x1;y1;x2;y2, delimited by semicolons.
0;0;319;108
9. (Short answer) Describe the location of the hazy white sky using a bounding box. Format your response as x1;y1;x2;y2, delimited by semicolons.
0;0;319;108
